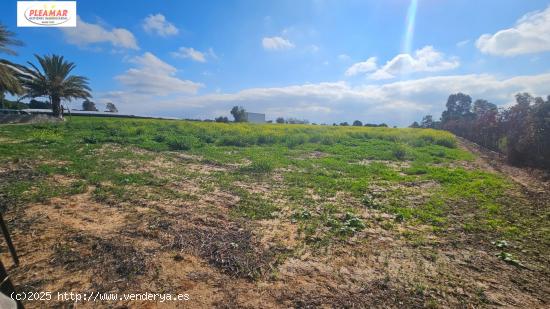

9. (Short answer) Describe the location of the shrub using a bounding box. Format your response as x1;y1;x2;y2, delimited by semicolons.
166;136;200;151
241;160;273;174
392;146;407;160
434;137;456;148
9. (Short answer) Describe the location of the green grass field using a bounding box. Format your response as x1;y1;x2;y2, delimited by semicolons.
0;117;548;307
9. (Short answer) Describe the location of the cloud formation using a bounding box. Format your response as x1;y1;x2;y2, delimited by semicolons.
369;46;459;80
476;6;550;56
101;72;550;126
115;52;203;96
344;57;377;76
143;14;179;37
262;36;295;51
62;16;138;50
171;47;207;62
456;40;470;47
338;54;351;61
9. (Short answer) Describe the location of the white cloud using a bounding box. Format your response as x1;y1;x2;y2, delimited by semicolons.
143;14;179;37
172;47;207;62
115;52;203;96
456;40;470;47
100;72;550;126
262;36;295;51
345;57;378;76
338;54;351;61
171;47;218;62
308;45;320;53
61;16;138;50
207;48;218;59
369;46;459;80
476;6;550;56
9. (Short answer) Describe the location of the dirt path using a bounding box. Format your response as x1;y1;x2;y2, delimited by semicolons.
457;137;550;197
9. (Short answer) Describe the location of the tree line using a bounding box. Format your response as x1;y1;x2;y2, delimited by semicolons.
411;92;550;170
218;105;390;127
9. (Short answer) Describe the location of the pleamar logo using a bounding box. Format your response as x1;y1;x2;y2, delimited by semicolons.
17;1;77;27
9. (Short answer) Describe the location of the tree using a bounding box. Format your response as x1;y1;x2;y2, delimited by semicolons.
530;96;550;169
409;121;420;128
442;92;473;123
286;118;309;124
29;99;51;109
502;93;536;165
420;115;434;128
515;92;534;107
105;102;118;113
215;116;229;123
82;100;98;111
339;122;349;126
21;54;91;118
0;24;24;107
276;117;285;124
433;91;550;170
473;99;497;116
230;106;247;122
352;120;363;126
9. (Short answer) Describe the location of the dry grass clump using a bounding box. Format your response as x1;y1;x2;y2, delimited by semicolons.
171;223;285;280
52;234;148;284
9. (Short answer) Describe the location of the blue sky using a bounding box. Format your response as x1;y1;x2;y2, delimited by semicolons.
3;0;550;125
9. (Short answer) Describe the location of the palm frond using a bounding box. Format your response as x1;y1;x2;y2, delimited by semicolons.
0;24;23;56
0;59;27;95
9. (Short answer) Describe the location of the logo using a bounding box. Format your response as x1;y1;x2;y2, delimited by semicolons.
17;1;77;27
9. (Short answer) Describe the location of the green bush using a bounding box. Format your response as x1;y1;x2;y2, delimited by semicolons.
166;136;200;151
241;160;274;174
392;146;407;160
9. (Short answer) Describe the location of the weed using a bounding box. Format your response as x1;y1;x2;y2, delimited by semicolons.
495;251;525;268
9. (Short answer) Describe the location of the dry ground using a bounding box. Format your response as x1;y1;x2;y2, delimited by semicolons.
0;139;548;308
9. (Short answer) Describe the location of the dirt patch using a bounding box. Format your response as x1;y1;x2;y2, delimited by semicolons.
297;151;330;160
185;163;229;174
27;191;127;236
198;188;241;209
256;218;299;250
275;277;426;308
356;159;412;170
364;180;440;210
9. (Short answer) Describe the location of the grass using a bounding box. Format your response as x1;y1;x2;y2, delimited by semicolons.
0;116;542;245
3;116;550;308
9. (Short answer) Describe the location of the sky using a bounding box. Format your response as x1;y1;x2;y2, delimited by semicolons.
2;0;550;126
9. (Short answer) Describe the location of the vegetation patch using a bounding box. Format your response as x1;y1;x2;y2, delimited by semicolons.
1;117;548;307
171;224;285;280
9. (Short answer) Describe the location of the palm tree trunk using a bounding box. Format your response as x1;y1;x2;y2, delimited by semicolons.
52;96;62;118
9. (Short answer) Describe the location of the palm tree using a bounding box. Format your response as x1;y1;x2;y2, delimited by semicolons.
0;24;24;107
21;54;91;117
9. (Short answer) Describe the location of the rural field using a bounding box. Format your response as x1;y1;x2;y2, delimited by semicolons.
0;117;548;308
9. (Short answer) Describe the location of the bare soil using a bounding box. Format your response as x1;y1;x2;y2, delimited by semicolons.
0;142;549;308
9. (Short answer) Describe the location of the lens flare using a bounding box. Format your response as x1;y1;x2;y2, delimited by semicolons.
402;0;418;55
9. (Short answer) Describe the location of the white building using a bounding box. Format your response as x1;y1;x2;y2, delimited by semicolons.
245;112;266;123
